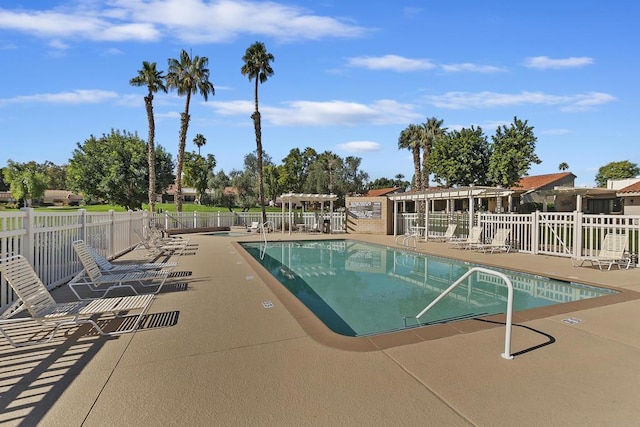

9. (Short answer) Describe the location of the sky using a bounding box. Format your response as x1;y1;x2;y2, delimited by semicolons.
1;0;638;188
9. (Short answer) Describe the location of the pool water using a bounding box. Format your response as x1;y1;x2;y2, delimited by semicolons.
241;240;617;337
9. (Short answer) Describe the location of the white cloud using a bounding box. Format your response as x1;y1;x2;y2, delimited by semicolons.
0;0;366;45
48;39;69;50
210;99;421;126
0;90;119;106
101;47;124;55
523;56;594;69
347;55;436;72
348;55;505;74
441;63;506;73
336;141;381;153
425;91;615;111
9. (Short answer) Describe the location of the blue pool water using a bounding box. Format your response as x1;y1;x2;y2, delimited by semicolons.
241;240;617;337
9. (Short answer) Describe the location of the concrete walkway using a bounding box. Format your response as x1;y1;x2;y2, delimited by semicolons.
1;232;639;426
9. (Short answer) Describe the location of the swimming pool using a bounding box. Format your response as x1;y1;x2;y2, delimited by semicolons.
241;240;617;337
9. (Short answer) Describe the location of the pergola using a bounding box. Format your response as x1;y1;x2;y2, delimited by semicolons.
279;192;338;234
388;186;514;236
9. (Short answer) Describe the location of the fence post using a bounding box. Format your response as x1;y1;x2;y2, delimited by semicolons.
108;210;115;257
531;211;539;255
574;211;582;258
194;211;198;228
78;208;87;242
20;208;35;265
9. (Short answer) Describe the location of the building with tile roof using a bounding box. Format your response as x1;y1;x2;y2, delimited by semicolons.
616;180;640;215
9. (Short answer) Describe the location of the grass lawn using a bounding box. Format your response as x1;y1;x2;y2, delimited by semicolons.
22;203;283;213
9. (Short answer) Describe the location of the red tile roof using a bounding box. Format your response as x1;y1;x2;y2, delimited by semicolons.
511;172;575;190
618;181;640;193
365;187;401;197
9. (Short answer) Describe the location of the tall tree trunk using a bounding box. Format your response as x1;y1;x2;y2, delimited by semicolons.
253;111;266;223
176;91;192;213
412;147;422;190
253;77;266;224
422;147;429;190
145;94;156;214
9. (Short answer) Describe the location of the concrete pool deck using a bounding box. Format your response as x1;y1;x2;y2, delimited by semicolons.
2;232;640;426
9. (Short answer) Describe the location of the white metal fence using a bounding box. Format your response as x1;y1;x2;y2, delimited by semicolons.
398;211;640;260
154;210;346;234
3;208;637;317
0;208;346;315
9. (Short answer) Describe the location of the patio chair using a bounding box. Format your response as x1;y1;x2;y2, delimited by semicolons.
428;224;457;242
474;228;512;253
571;233;631;271
449;226;484;250
87;243;177;273
71;240;171;299
247;221;260;233
134;228;188;257
0;255;154;347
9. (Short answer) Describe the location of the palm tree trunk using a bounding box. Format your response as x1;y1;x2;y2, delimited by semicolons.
412;148;422;190
176;91;192;213
421;147;429;190
253;77;266;223
145;94;156;214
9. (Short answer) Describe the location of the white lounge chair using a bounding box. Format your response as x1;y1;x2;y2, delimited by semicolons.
474;228;512;253
449;226;484;250
87;243;177;273
71;240;171;299
428;224;457;242
571;233;631;270
134;228;188;256
247;221;260;233
0;255;154;347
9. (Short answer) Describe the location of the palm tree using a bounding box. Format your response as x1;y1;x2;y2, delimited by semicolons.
193;133;206;155
558;162;569;171
421;117;446;190
129;61;167;214
241;41;274;223
166;49;215;212
397;124;423;190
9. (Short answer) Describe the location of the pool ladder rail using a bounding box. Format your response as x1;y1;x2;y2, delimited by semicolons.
412;267;515;360
259;220;275;259
395;226;422;249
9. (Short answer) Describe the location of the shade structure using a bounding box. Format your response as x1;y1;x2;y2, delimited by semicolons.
280;193;338;234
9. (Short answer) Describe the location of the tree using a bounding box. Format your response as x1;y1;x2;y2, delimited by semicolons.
421;117;446;189
182;152;216;204
0;168;7;191
428;126;490;187
342;156;369;195
487;116;541;187
67;130;175;210
397;124;423;190
241;41;274;223
594;160;640;187
209;170;235;210
42;161;67;189
3;160;47;207
130;61;167;214
193;133;206;155
558;162;569;171
280;147;317;193
167;50;215;212
263;164;283;205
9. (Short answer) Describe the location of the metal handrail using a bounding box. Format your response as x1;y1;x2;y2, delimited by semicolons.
259;220;275;259
415;267;515;360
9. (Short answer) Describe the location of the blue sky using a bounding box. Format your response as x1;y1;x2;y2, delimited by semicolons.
1;0;638;187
